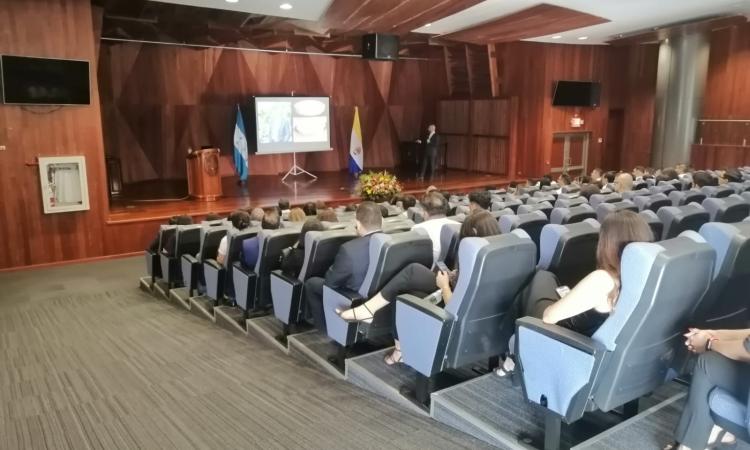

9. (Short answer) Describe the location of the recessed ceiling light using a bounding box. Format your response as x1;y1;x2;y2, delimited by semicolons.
279;3;292;9
225;0;238;3
577;36;588;40
425;23;432;27
551;35;562;39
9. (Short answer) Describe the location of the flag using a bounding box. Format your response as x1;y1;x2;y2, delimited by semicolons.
349;106;363;175
233;105;249;182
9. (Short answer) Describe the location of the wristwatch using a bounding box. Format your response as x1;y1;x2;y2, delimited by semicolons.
706;338;718;352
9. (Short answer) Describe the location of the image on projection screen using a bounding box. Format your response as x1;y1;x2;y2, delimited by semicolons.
255;97;331;154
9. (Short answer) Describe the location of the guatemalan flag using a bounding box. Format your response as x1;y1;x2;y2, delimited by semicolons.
233;105;249;182
349;106;364;175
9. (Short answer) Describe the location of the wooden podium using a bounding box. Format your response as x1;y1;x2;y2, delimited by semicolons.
186;148;222;201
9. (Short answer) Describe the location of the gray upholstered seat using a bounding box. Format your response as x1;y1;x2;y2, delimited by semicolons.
528;195;556;205
703;195;750;223
491;208;515;220
233;228;299;312
657;204;710;240
500;210;549;261
538;220;600;287
203;228;258;303
621;188;650;200
727;182;750;194
595;200;638;223
634;193;671;213
438;222;462;269
407;206;425;224
550;204;596;225
324;230;433;347
181;225;228;296
693;222;750;329
382;220;416;234
669;190;706;206
639;210;664;241
145;224;176;283
270;229;357;329
702;185;735;199
589;193;623;209
518;201;553;219
709;387;750;445
396;231;537;406
517;233;715;450
554;196;587;208
658;179;682;191
649;184;676;195
159;224;202;288
491;198;522;213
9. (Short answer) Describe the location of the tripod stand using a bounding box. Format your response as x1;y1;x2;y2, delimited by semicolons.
281;152;317;182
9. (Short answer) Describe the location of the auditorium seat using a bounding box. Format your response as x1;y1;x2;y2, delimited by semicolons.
634;193;671;213
639;210;665;241
270;229;357;333
233;228;300;314
518;201;553;219
324;230;433;352
669;190;706;206
203;228;258;304
595;200;638;223
181;224;228;296
693;222;750;329
407;207;425;224
554;196;587;208
657;204;710;240
561;186;580;194
143;224;176;286
396;231;537;406
527;194;556;205
159;224;201;289
589;193;622;209
703;196;750;223
658;179;682;191
550;204;596;225
702;185;735;198
727;181;750;194
633;181;648;191
517;232;715;450
491;208;515;219
383;220;416;234
491;198;522;213
538;220;600;287
500;210;549;261
708;388;750;446
621;188;650;200
438;222;462;269
649;184;676;195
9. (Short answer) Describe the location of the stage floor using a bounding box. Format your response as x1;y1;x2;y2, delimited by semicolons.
107;169;519;224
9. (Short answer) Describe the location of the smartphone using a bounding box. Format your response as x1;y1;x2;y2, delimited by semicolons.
435;261;449;273
555;286;571;298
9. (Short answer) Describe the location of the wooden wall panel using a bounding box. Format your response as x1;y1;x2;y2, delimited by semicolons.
703;24;750;119
443;135;470;170
692;144;750;170
437;100;470;134
99;43;449;183
471;137;508;173
0;0;109;269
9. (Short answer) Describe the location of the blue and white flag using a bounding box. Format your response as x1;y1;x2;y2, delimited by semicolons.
349;106;364;175
233;105;249;182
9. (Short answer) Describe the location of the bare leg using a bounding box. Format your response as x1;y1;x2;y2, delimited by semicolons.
336;293;389;323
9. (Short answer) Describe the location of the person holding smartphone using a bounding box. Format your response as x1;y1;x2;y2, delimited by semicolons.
335;210;501;365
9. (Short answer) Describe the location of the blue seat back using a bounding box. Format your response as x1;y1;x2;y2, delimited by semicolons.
635;193;671;213
554;196;587;208
669;190;706;206
254;229;302;307
657;204;710;240
517;201;553;219
500;210;549;261
703;196;750;223
596;200;638;223
550;204;596;225
198;225;228;261
703;185;735;199
359;230;434;298
538;220;600;287
298;229;357;281
590;193;623;208
438;222;462;270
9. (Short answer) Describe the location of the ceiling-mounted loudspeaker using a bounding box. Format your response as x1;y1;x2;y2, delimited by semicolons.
362;34;399;61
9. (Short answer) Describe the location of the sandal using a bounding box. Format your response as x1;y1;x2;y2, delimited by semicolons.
384;349;403;366
494;357;516;377
335;304;374;323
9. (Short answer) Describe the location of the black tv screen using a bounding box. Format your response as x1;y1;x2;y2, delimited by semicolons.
552;81;601;107
1;55;90;105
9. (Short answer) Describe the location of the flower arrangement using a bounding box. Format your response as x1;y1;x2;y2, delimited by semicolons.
358;170;403;202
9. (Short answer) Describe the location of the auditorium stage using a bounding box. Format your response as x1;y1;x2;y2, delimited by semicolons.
107;169;520;224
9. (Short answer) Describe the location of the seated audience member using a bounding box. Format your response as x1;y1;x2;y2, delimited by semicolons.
288;207;306;223
674;163;687;175
579;183;601;200
590;168;603;184
665;328;750;450
401;195;417;210
336;211;501;364
468;190;492;213
149;215;192;253
216;210;251;265
344;203;358;212
413;191;459;265
496;210;653;376
303;202;383;332
633;166;645;180
205;213;222;221
556;173;572;194
724;168;743;184
662;168;679;181
601;171;616;191
577;175;592;185
537;175;552;189
692;171;714;190
303;202;317;217
315;200;328;211
317;208;339;223
240;211;280;269
380;205;390;218
426;185;439;194
614;172;634;193
278;199;291;219
280;218;326;279
249;207;265;223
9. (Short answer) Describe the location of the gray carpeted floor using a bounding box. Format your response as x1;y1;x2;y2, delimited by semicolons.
0;257;491;449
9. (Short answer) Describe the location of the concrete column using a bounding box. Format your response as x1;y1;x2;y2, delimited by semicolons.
650;32;711;168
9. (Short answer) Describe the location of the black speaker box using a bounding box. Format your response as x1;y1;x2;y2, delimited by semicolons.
362;34;399;61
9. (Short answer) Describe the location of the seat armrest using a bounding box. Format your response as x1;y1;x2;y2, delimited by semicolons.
396;294;453;322
183;254;199;265
516;317;603;354
204;258;222;270
323;285;365;346
270;270;301;286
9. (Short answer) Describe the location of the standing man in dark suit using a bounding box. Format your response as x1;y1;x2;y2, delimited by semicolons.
303;202;383;332
417;124;440;181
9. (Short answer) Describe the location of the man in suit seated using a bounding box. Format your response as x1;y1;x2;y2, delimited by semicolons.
240;211;280;269
413;191;459;266
303;202;383;332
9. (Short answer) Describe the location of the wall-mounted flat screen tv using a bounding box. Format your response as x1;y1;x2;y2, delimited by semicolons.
1;55;90;105
552;80;601;107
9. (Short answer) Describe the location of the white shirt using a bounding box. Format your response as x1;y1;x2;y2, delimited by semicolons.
217;236;228;259
413;216;459;265
426;131;435;143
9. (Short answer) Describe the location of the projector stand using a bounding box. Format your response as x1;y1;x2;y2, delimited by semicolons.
282;152;317;182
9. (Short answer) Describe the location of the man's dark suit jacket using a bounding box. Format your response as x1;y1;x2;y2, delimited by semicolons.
324;231;380;291
423;132;441;154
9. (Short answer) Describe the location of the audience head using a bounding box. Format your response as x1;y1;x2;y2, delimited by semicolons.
460;210;500;239
591;168;603;181
579;183;601;200
401;195;417;210
261;211;280;230
557;173;572;187
205;213;222;221
426;185;439;194
355;201;383;235
633;166;645;179
303;202;317;216
229;210;251;230
250;207;265;222
597;210;653;307
661;168;679;181
315;200;327;211
538;176;552;188
578;175;592;185
644;167;655;176
725;168;743;183
468;190;491;212
169;215;193;226
602;171;616;185
344;203;358;212
297;218;325;249
614;172;634;193
278;199;290;211
288;207;306;222
317;208;338;223
421;191;449;218
508;181;518;190
674;163;687;175
692;171;713;189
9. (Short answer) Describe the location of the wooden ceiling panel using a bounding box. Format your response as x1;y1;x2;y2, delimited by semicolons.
443;4;610;45
322;0;484;35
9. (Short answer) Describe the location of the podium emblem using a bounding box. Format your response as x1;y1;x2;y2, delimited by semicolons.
205;154;219;176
